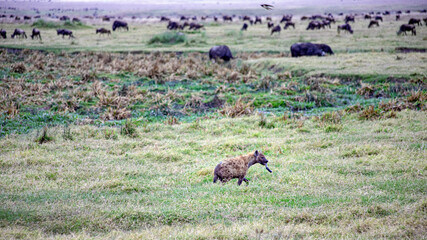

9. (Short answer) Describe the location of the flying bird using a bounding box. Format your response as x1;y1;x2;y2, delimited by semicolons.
261;4;274;10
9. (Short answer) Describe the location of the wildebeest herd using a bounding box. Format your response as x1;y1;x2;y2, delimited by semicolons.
0;9;425;59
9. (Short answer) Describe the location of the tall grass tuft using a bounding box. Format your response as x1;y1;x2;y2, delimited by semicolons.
148;32;186;45
32;19;90;29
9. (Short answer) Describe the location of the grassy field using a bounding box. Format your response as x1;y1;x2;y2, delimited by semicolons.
0;110;426;239
0;5;427;240
0;13;426;53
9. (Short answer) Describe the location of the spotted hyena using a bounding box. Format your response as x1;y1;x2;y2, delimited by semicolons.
213;150;272;185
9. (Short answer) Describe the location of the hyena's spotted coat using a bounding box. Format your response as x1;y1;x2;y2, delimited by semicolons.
213;150;272;185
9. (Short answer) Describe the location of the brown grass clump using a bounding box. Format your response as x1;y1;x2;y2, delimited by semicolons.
359;106;381;120
11;62;26;73
101;107;131;121
356;83;375;98
219;98;254;118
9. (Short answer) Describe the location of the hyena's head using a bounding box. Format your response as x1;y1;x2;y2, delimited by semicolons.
254;150;268;165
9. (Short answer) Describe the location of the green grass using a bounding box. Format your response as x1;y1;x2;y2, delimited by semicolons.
31;19;91;30
0;5;427;239
0;111;426;239
148;32;187;45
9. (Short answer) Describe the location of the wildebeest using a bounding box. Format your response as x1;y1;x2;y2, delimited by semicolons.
0;29;6;39
307;20;323;30
284;21;295;29
72;17;80;22
254;16;262;24
337;23;353;34
301;16;309;20
60;15;70;21
96;28;111;36
160;16;170;22
24;16;31;20
112;20;129;31
266;17;272;22
191;16;197;21
271;25;281;35
57;29;74;38
213;150;272;185
364;14;372;19
180;16;189;21
424;18;427;25
368;20;380;28
397;24;416;35
31;28;41;40
15;16;20;21
322;20;331;28
408;18;422;26
241;23;248;31
167;21;179;30
290;42;333;57
214;16;218;22
209;45;233;62
396;15;401;21
345;15;355;23
189;23;204;30
223;15;232;22
243;15;251;21
280;15;292;23
326;16;335;24
102;16;110;21
11;29;27;39
375;16;383;22
267;22;274;29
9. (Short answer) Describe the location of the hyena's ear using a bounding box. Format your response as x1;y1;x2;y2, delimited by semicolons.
254;150;259;157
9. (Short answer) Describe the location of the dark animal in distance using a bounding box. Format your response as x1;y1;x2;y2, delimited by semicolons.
322;20;331;28
307;20;323;30
284;21;295;29
375;16;383;22
160;16;170;22
241;23;248;31
213;150;272;185
189;23;204;30
223;15;232;22
24;16;31;20
368;20;380;28
96;28;111;36
112;20;129;31
267;22;274;29
11;28;27;39
424;18;427;25
167;21;179;30
254;16;262;24
345;15;355;23
396;15;400;21
72;17;80;22
397;24;416;35
337;23;353;34
291;42;333;57
209;45;233;62
364;14;371;19
408;18;422;26
266;17;272;21
0;29;6;39
271;25;281;35
56;29;74;38
31;28;41;40
280;15;292;23
60;16;70;21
